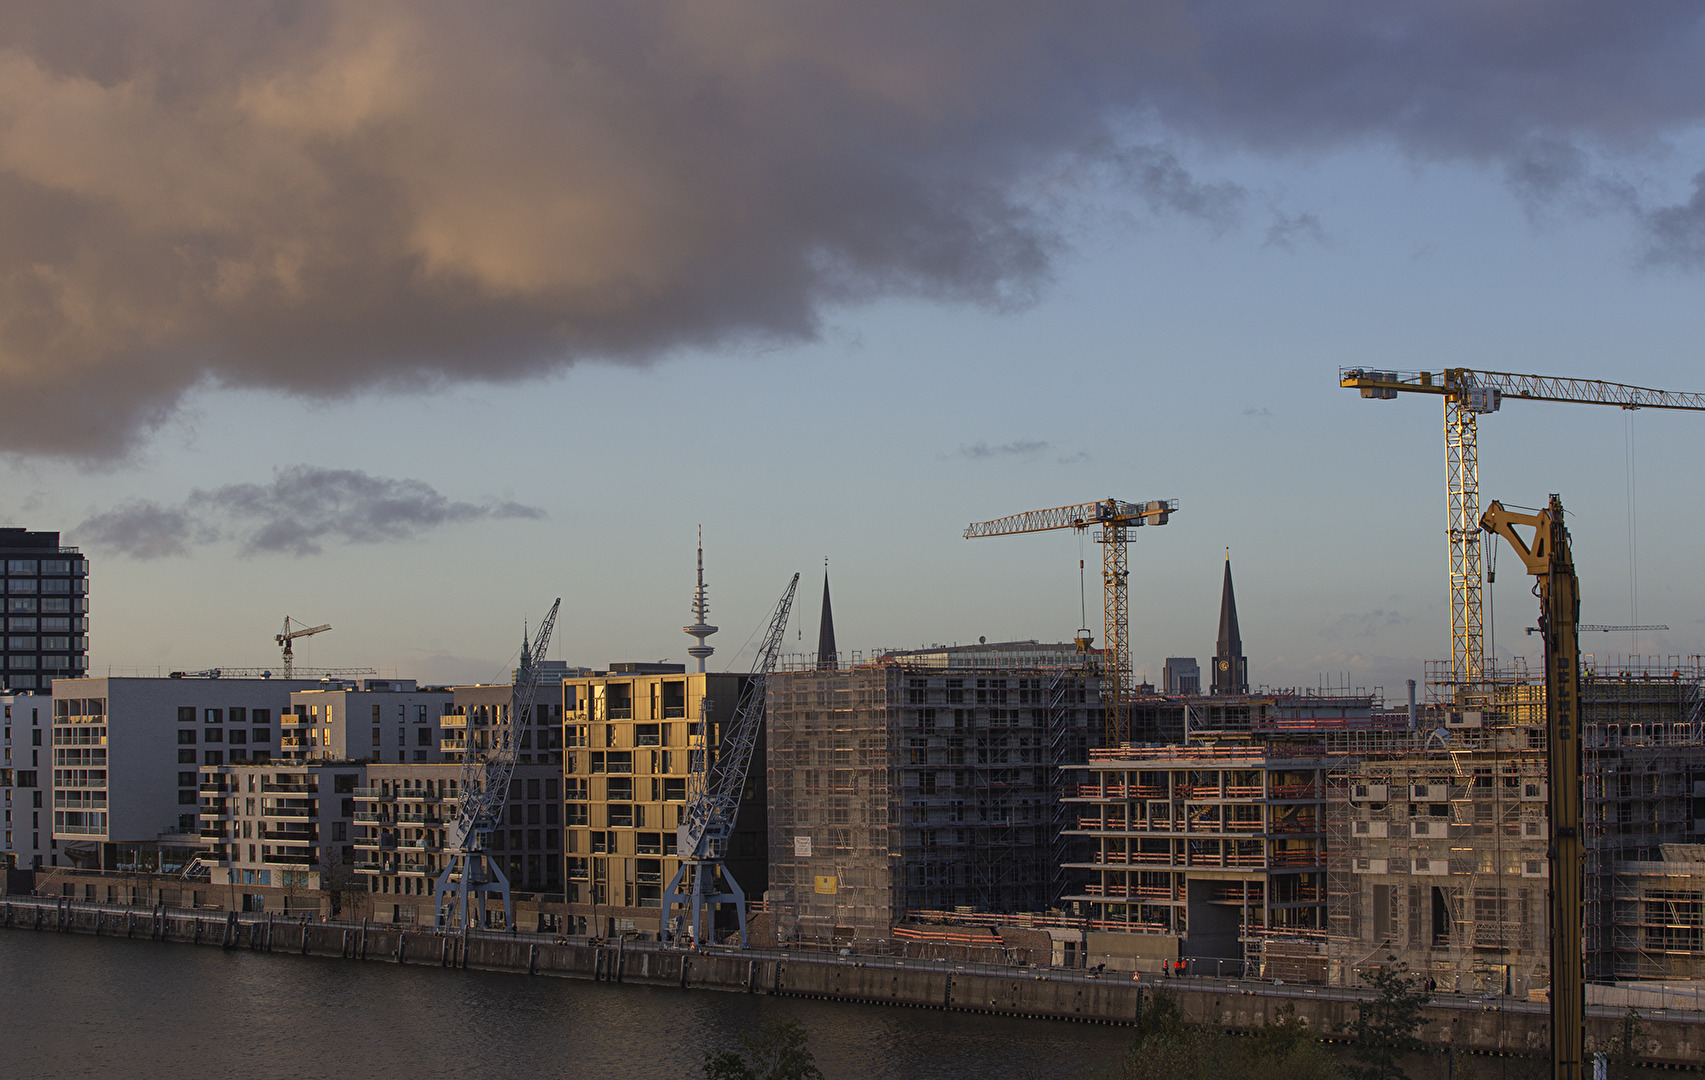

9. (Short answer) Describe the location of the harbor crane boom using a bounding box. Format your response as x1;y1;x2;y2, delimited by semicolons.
663;573;799;948
275;616;332;679
964;498;1176;744
435;598;560;930
1481;496;1584;1080
1340;367;1705;692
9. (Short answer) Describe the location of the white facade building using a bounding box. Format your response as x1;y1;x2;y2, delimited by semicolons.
50;676;320;870
2;692;51;869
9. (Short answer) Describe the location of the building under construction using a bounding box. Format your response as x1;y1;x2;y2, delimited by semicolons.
1325;657;1705;992
763;660;1101;946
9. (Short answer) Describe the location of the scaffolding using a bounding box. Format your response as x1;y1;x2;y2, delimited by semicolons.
1326;658;1705;989
763;662;1099;945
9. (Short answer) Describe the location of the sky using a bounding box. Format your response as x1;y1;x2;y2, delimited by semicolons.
4;3;1705;697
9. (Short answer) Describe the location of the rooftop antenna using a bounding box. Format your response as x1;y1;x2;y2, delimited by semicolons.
684;526;718;673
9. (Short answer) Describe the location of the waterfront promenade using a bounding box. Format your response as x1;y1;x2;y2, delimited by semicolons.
4;896;1701;1068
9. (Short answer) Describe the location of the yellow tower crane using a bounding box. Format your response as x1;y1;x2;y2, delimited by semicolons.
964;498;1177;743
1339;368;1705;693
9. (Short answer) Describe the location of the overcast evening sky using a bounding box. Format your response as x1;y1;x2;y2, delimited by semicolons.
3;4;1705;696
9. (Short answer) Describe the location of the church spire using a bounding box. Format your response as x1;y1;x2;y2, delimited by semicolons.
1213;548;1248;694
816;559;837;671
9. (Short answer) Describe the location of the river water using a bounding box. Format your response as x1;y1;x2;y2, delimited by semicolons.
0;931;1129;1079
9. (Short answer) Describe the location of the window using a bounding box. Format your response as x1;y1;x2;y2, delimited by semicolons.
178;772;196;786
663;778;686;800
228;730;246;745
417;727;431;747
252;728;271;743
178;749;196;764
228;707;246;723
203;728;223;743
203;751;223;765
178;790;196;805
177;730;197;745
606;777;633;801
371;728;381;746
6;560;37;573
252;709;271;725
204;709;222;724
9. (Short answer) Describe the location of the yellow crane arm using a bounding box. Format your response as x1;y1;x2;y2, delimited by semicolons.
1477;501;1555;575
1341;367;1705;411
964;498;1175;539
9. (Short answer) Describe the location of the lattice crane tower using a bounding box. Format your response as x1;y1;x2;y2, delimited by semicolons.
435;597;560;930
1340;367;1705;692
964;498;1176;744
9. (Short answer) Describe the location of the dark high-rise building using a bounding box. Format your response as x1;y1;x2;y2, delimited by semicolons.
0;530;89;692
1211;551;1247;695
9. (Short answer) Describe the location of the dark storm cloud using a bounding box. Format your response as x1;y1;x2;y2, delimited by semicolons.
1641;172;1705;268
75;466;544;557
4;2;1705;458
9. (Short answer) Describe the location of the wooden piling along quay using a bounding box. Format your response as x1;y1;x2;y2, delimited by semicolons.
3;898;1701;1068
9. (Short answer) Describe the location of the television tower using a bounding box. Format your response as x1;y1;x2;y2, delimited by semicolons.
684;527;718;672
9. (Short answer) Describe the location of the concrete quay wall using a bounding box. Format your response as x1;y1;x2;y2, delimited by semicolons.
4;900;1700;1069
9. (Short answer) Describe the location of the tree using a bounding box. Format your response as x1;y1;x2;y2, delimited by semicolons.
1337;966;1431;1080
1247;1001;1335;1080
703;1019;824;1080
1602;1007;1643;1080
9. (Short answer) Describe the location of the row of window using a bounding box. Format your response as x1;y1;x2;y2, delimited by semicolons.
178;728;271;745
6;637;85;650
6;618;82;632
177;707;274;724
4;598;84;614
5;656;85;670
4;560;85;574
3;579;85;595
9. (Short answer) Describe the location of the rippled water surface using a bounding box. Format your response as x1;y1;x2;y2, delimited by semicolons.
0;932;1128;1079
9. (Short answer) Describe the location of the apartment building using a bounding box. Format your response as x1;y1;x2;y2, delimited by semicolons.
560;665;764;939
764;663;1100;946
1;692;50;869
281;680;452;764
0;529;89;692
197;760;363;911
49;676;319;871
353;761;561;925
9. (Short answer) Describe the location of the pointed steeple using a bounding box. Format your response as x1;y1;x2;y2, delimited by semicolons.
1213;548;1248;694
816;560;837;671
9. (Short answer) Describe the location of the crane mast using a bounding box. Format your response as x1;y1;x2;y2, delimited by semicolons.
964;498;1176;744
275;616;332;680
435;597;561;930
1480;497;1583;1080
1340;367;1705;694
663;573;799;948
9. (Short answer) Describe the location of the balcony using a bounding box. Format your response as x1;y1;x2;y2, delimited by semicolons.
262;852;315;866
395;791;440;803
398;838;442;852
353;835;394;851
199;827;228;840
261;830;316;845
261;807;316;819
262;782;317;794
439;714;467;728
279;737;312;749
198;783;230;794
279;714;311;727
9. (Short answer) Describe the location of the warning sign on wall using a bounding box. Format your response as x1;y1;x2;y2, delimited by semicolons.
794;836;812;858
813;875;838;895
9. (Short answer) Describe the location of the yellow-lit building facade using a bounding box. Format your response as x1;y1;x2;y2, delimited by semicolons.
561;666;766;938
